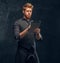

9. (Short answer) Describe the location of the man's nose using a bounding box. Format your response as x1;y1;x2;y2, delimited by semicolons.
29;11;31;13
28;12;30;15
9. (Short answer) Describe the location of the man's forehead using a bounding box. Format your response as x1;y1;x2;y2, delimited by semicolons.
25;8;32;10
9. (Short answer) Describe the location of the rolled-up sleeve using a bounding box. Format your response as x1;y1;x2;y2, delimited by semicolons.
14;21;20;40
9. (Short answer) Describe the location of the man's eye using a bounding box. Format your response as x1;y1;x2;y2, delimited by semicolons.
26;10;29;12
27;10;32;12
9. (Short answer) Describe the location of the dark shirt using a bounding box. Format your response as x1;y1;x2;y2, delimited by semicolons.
14;18;36;49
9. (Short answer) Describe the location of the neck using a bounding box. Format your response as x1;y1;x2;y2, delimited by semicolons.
23;16;30;21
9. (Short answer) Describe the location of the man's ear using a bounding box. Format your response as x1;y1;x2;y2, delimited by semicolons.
22;10;24;14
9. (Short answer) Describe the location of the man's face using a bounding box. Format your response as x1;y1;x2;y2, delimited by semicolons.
23;8;33;19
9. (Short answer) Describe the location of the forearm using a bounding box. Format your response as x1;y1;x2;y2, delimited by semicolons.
35;33;41;40
19;27;29;38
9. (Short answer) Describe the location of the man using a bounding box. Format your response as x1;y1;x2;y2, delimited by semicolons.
14;3;41;63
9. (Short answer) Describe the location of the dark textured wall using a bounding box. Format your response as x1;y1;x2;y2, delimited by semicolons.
0;0;60;63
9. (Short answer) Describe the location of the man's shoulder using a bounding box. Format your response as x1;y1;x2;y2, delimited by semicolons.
14;18;23;25
16;18;23;22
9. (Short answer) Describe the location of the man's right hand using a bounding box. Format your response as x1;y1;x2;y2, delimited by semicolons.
27;25;31;30
28;25;31;29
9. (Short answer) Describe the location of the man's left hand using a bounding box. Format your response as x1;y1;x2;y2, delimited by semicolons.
34;28;40;34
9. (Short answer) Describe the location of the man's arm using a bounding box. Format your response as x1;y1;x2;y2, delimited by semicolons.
34;28;42;40
14;21;31;39
35;33;41;40
19;25;31;38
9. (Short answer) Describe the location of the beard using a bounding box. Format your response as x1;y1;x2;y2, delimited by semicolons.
25;15;31;19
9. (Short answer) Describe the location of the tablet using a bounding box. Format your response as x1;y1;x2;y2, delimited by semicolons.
30;20;41;32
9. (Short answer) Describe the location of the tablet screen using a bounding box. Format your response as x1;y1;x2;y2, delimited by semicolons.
30;20;41;32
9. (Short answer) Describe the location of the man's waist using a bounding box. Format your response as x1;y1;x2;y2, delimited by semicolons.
18;44;36;54
18;41;35;49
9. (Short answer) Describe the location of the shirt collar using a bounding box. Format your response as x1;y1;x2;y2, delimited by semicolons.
22;17;31;22
22;17;33;25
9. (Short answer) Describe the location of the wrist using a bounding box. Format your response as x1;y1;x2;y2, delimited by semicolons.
26;27;30;31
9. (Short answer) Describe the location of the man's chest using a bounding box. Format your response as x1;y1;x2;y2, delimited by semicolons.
19;20;29;31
